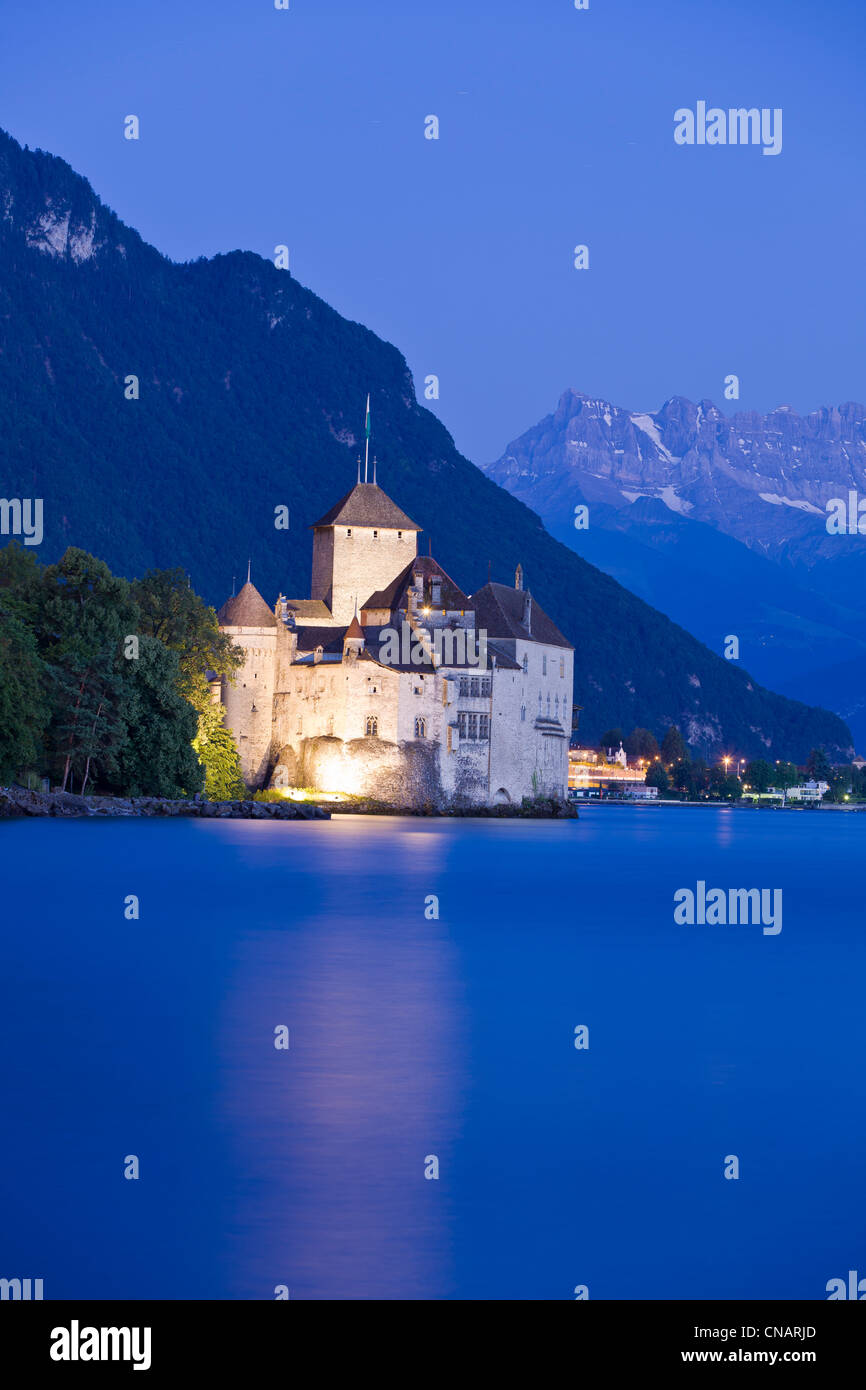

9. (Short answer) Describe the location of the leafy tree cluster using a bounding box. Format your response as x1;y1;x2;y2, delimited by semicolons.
0;545;244;798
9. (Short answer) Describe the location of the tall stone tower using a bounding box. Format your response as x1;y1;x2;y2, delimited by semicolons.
310;482;421;624
216;580;278;787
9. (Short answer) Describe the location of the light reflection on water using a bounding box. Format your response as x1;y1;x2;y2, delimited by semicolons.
1;809;864;1299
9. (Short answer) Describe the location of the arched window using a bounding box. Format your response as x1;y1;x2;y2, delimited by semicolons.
522;653;528;674
414;717;426;738
520;704;526;722
546;693;551;716
365;716;378;737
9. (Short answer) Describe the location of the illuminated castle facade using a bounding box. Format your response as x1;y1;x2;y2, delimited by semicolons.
216;476;573;807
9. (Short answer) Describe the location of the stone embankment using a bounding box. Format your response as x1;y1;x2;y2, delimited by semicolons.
0;787;329;820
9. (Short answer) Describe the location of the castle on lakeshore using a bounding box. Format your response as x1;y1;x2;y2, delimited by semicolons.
215;466;574;807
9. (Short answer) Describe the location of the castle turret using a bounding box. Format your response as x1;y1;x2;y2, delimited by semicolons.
310;482;421;624
216;579;278;788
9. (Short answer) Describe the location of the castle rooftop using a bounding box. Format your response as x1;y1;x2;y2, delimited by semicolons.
217;580;277;628
311;482;421;532
471;582;573;649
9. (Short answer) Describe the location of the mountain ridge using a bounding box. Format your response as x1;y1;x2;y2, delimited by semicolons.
0;126;853;761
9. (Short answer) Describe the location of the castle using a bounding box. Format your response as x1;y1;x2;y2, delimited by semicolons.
215;472;574;807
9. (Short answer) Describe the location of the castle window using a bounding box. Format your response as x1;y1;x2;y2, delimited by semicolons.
560;657;565;678
373;530;379;539
432;581;441;605
365;716;378;737
414;717;426;738
522;653;528;674
347;528;353;538
480;677;491;697
398;531;403;540
543;654;547;675
470;676;480;697
479;714;490;740
538;693;542;715
458;712;467;738
546;694;551;716
555;695;560;716
459;676;470;697
521;705;526;722
468;713;479;740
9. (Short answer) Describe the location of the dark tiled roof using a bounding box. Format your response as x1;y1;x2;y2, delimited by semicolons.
362;555;471;614
470;582;573;649
344;615;364;640
293;626;347;654
311;482;421;531
284;598;332;621
217;581;277;628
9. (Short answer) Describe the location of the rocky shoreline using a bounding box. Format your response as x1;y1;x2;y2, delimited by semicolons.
0;787;330;820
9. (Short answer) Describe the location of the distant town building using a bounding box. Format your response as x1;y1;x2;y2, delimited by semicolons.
569;742;650;795
784;780;829;803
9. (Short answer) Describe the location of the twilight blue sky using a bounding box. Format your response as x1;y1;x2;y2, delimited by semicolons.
2;0;864;463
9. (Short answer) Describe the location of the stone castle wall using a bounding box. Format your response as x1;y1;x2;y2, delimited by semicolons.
317;525;417;625
220;624;277;788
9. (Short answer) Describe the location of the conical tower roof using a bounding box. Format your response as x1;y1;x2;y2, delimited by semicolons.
217;580;277;628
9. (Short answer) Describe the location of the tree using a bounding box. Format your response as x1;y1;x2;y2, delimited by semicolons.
39;549;138;792
661;726;687;765
0;593;49;783
624;727;660;762
193;702;246;800
806;747;833;782
645;761;669;792
599;728;623;753
113;635;204;797
708;766;742;800
131;568;241;708
745;759;774;793
671;759;695;797
774;761;799;790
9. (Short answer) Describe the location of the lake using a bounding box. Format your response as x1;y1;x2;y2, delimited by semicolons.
1;807;864;1300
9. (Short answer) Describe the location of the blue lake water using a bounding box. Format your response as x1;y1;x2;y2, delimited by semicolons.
1;806;864;1301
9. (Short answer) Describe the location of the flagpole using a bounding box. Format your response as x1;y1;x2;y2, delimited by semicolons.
364;394;370;483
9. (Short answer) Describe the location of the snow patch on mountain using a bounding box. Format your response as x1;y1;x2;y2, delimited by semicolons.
758;492;824;515
630;413;680;465
622;486;694;515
